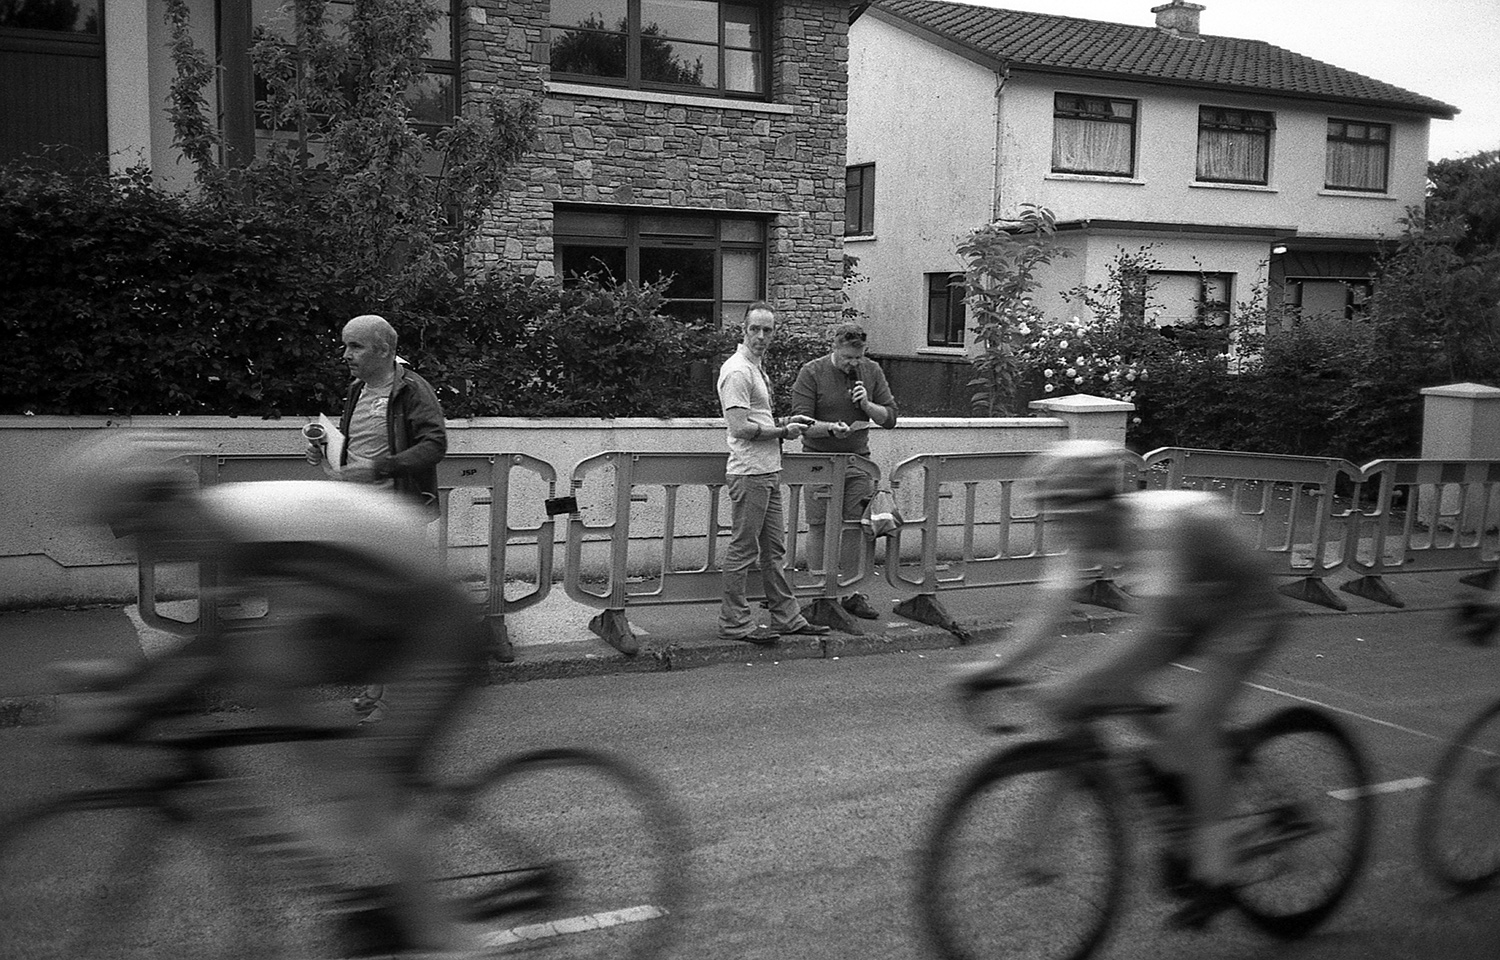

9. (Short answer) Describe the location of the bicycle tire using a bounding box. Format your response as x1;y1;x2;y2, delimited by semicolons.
0;789;341;959
916;741;1128;960
1417;697;1500;893
1227;706;1375;939
430;747;689;960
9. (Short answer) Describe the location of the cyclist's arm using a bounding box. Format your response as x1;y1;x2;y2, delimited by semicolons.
978;552;1085;679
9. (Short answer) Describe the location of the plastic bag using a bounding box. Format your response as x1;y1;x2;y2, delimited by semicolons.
861;487;904;539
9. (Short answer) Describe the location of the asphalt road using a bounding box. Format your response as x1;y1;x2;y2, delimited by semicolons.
1;608;1497;959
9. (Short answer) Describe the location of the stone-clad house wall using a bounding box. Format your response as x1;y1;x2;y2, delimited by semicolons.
460;0;849;328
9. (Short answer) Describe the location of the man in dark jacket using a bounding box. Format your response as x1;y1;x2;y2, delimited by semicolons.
317;314;446;515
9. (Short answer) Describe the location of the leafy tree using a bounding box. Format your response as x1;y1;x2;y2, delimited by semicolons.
1427;149;1500;258
958;205;1070;415
164;0;538;311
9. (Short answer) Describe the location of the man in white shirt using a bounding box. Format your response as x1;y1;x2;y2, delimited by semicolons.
716;303;830;644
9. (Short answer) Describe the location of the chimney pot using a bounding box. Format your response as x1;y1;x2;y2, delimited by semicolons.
1151;1;1205;36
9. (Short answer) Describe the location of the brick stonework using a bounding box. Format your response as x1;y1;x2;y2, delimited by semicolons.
461;0;850;329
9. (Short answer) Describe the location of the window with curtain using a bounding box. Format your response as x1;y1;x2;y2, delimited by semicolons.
926;273;965;347
1287;278;1373;320
554;208;767;327
550;0;768;98
1196;107;1273;184
1052;94;1136;177
1325;120;1389;192
845;164;874;236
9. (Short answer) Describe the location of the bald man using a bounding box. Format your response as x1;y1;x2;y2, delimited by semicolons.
307;314;447;514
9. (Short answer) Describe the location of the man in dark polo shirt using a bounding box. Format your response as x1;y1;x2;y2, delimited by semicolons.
790;322;899;620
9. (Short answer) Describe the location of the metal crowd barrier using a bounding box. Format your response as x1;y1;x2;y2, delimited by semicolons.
1141;448;1365;610
880;449;1146;637
136;452;558;653
561;450;879;652
132;444;1500;655
1339;458;1500;607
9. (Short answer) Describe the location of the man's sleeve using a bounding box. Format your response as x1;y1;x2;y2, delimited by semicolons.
870;362;900;429
382;377;447;477
790;361;819;420
719;367;754;412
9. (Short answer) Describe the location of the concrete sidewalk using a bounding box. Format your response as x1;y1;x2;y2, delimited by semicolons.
0;570;1478;729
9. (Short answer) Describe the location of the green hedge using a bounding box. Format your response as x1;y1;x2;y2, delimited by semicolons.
1;166;805;420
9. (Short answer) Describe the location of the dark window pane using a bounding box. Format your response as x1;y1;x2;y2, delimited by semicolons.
1;0;101;32
641;37;716;88
405;72;454;126
551;28;628;78
725;4;763;48
556;210;628;237
641;0;718;42
641;247;715;299
560;244;627;283
552;0;628;28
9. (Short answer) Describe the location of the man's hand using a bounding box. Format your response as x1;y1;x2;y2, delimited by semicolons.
305;442;324;465
783;421;807;441
828;421;853;439
850;381;870;406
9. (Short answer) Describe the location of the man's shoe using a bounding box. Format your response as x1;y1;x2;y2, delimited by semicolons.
841;593;880;620
784;622;831;636
721;626;781;645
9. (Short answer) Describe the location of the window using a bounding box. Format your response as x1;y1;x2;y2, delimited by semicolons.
1149;271;1233;327
1286;278;1372;320
1052;93;1136;177
926;273;965;347
1197;107;1273;184
550;0;768;98
845;164;874;236
554;208;766;326
1;0;105;169
1326;120;1389;192
249;0;458;157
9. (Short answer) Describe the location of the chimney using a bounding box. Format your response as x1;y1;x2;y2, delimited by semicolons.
1151;1;1204;36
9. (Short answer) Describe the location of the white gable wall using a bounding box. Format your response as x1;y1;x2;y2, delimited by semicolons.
845;13;999;357
997;72;1430;237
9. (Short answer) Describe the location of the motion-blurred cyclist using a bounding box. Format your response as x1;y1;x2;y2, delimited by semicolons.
55;431;487;957
958;439;1287;929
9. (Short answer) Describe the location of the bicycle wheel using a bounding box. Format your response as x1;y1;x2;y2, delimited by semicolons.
1227;706;1375;939
0;790;341;959
430;747;688;960
917;742;1128;960
1418;698;1500;893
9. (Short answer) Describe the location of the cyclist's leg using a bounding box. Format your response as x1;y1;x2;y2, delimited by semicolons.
1166;612;1283;888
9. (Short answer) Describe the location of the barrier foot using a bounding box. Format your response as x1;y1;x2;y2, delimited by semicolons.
894;594;975;643
1338;576;1406;609
1278;577;1348;612
802;596;865;635
588;609;641;656
1459;567;1499;591
484;617;514;673
1073;579;1133;612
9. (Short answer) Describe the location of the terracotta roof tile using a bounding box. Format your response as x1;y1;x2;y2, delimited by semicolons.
868;0;1457;117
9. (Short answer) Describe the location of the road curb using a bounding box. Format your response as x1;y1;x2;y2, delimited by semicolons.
0;598;1455;730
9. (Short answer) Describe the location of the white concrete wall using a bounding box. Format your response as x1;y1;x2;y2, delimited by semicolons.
0;414;1078;608
845;11;999;359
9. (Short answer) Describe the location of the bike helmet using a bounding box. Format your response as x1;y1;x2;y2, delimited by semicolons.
1029;439;1124;511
